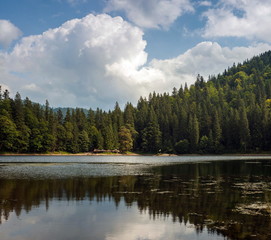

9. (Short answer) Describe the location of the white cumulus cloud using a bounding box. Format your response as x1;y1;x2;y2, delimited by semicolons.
104;0;194;29
0;20;22;49
198;1;212;7
1;13;271;110
101;41;271;101
149;41;271;87
1;14;153;109
202;0;271;42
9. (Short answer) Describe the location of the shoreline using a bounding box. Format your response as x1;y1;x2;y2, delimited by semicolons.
1;152;271;157
0;153;140;156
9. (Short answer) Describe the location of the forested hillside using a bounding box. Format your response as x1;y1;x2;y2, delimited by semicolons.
1;51;271;154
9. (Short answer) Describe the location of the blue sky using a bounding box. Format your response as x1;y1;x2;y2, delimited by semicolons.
1;0;271;109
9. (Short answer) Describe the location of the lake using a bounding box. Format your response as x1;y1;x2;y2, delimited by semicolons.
0;155;271;240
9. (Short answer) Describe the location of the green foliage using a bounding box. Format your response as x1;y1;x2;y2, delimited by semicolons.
88;125;102;150
141;123;161;153
239;104;250;152
0;115;18;151
78;130;90;152
118;126;133;153
174;139;190;154
141;107;161;153
55;124;66;151
29;128;43;152
213;111;222;147
188;114;199;152
103;124;115;150
199;135;209;153
15;126;30;152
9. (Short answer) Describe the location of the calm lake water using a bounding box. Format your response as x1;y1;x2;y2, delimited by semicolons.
0;155;271;240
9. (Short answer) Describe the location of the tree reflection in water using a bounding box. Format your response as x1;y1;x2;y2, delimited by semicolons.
0;159;271;240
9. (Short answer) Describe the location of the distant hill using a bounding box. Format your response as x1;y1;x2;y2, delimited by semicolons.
209;50;271;95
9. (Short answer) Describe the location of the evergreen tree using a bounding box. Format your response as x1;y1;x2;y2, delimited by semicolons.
248;104;262;150
112;102;123;131
124;103;135;126
88;125;103;150
45;100;50;121
103;124;115;150
239;104;250;152
87;108;95;126
199;135;209;153
188;114;199;152
141;107;161;153
118;126;133;153
174;139;189;154
57;109;63;124
55;124;66;151
213;111;222;148
13;93;30;152
0;115;18;152
64;121;74;153
78;130;90;152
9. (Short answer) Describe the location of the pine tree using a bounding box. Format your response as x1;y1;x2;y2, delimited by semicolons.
0;115;18;152
112;102;123;130
45;100;50;122
213;111;222;148
88;125;103;150
141;107;161;153
248;104;262;150
13;92;30;152
78;130;90;152
124;103;135;126
55;124;66;151
103;123;115;150
118;126;133;153
239;104;250;152
57;109;63;124
188;114;199;152
87;108;95;126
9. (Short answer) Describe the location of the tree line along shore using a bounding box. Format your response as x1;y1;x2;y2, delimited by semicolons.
1;51;271;154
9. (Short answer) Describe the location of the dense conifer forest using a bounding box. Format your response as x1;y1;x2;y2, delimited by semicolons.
1;51;271;154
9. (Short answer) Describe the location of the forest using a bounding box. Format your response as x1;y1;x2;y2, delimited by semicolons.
1;50;271;154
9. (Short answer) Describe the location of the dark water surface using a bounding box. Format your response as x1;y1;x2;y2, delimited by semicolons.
0;156;271;240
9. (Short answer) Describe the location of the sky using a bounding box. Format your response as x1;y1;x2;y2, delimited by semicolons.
1;0;271;110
